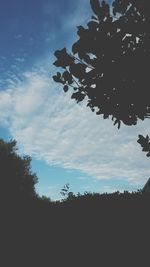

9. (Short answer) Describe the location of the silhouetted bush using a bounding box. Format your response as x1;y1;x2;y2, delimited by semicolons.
0;139;149;266
0;139;38;203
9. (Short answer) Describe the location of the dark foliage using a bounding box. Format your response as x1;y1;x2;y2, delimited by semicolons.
0;139;149;265
0;139;38;202
137;134;150;157
53;0;150;129
2;187;150;266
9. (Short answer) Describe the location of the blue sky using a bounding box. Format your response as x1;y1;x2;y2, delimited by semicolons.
0;0;150;200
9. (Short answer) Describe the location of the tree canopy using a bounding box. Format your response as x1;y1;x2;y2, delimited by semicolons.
0;139;38;201
53;0;150;129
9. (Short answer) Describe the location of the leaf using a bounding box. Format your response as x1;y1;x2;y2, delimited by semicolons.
72;41;79;54
96;109;102;115
63;85;69;92
57;72;61;78
114;119;121;129
71;92;85;102
54;48;74;68
54;48;67;58
101;1;110;18
101;0;106;7
137;134;150;157
146;151;150;157
90;0;100;15
63;71;72;84
69;63;86;80
53;60;62;67
54;50;61;58
137;135;148;146
103;113;109;119
52;75;61;83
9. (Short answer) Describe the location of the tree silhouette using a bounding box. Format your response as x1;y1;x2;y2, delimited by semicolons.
0;139;38;202
53;0;149;129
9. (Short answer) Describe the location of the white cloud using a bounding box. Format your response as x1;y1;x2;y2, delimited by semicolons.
0;70;150;189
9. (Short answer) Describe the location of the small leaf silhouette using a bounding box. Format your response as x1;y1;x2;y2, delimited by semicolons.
62;71;73;84
54;48;74;68
52;75;61;83
63;85;69;92
71;92;85;103
90;0;100;15
57;72;61;78
69;63;86;80
146;151;150;157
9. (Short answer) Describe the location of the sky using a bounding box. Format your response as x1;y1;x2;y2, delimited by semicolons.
0;0;150;200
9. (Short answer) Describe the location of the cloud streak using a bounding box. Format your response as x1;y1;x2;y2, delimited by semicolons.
0;69;150;189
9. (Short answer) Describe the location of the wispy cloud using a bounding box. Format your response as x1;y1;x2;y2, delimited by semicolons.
0;69;150;189
14;34;23;39
42;0;92;50
15;57;25;63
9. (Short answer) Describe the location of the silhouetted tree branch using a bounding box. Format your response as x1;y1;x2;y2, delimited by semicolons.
53;0;150;127
53;0;150;157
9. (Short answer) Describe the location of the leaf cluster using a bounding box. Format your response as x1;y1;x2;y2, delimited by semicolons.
53;0;150;128
137;135;150;157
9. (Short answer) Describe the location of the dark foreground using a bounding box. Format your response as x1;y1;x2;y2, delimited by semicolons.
1;192;150;266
